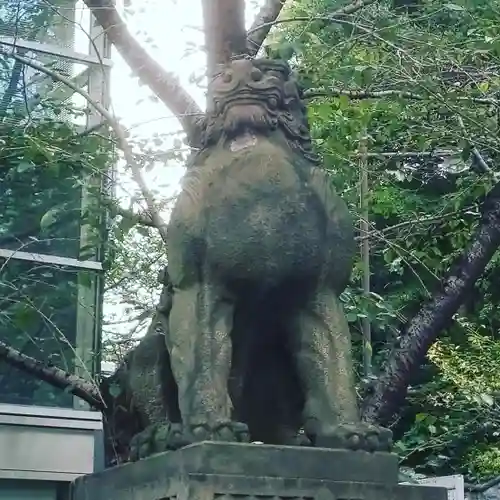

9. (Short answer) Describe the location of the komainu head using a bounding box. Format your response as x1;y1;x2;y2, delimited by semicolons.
202;57;319;163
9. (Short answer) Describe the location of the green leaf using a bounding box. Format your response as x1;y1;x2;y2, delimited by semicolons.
480;394;494;406
40;208;58;231
478;81;489;93
16;161;34;173
444;3;464;11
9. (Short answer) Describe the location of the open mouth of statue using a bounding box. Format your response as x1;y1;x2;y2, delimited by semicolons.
222;102;271;137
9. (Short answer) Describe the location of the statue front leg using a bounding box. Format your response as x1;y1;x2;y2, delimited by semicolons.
288;287;392;452
168;282;249;444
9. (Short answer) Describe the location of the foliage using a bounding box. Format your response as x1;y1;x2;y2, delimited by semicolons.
267;0;500;480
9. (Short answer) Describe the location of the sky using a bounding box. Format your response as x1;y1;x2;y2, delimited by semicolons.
107;0;263;200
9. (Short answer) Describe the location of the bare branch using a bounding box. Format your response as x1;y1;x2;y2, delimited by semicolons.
354;150;461;158
0;340;105;410
83;0;202;143
304;87;499;106
0;49;169;243
103;198;156;227
247;0;287;57
356;207;473;241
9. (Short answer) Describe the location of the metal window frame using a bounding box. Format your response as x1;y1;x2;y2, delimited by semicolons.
0;36;113;67
72;8;112;410
0;248;103;271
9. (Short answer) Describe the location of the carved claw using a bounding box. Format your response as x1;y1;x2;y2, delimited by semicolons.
155;423;190;452
304;420;393;453
129;421;195;462
129;422;170;461
190;421;250;444
128;420;251;462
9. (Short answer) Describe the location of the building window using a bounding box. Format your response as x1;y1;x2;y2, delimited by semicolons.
0;257;102;408
0;0;111;410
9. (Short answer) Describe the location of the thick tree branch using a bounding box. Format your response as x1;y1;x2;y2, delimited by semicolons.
113;207;155;227
0;340;105;410
103;198;156;227
246;0;377;57
202;0;247;78
361;180;500;426
83;0;202;143
0;49;169;243
247;0;287;57
304;87;499;106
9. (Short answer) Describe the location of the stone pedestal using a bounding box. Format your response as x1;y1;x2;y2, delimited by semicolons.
71;442;447;500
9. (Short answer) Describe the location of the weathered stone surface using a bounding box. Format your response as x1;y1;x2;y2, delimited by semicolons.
71;442;446;500
164;56;390;451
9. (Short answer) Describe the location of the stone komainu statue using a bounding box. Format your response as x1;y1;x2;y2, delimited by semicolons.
108;57;391;462
165;57;391;452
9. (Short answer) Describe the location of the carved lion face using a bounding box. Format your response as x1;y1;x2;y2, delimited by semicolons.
201;57;319;164
206;58;289;141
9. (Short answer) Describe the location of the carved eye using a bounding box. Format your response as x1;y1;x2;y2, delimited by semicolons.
268;96;278;109
222;71;232;83
250;68;263;81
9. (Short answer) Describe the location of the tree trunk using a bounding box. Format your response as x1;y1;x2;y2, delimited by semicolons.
202;0;247;79
362;180;500;426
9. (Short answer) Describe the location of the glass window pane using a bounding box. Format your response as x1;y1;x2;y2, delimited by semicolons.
0;50;106;259
0;146;84;259
0;258;100;408
0;0;80;50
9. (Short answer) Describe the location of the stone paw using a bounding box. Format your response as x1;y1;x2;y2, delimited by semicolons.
304;420;393;453
129;423;165;461
129;422;190;462
129;420;250;462
189;421;250;444
154;422;191;452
